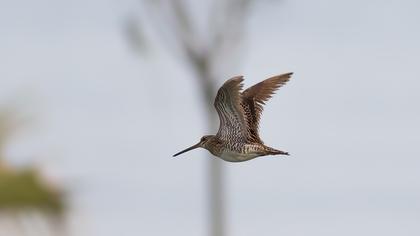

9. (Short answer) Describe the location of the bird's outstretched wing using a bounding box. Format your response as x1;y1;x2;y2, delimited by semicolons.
214;76;249;142
241;73;292;143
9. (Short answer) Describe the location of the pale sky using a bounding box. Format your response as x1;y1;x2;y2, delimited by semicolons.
0;0;419;235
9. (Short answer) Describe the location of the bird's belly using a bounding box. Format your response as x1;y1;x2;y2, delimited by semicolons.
219;150;260;162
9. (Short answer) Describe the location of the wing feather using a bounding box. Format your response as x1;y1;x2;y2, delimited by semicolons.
214;76;249;141
241;72;292;143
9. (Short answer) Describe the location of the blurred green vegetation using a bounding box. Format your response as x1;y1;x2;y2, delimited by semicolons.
0;107;65;214
0;167;64;213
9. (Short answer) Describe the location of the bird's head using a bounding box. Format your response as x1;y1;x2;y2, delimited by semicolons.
173;135;214;157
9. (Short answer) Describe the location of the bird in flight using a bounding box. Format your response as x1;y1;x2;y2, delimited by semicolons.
173;73;292;162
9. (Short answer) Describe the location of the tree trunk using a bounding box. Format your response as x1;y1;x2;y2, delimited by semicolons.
201;74;225;236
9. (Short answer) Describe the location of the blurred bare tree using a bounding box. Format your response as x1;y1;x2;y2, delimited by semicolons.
127;1;254;235
0;107;66;236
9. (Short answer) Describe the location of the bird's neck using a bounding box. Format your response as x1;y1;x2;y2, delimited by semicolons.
203;135;222;156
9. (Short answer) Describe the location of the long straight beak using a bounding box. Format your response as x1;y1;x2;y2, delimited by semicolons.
173;143;200;157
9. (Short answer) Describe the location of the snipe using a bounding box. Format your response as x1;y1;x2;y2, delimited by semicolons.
173;73;292;162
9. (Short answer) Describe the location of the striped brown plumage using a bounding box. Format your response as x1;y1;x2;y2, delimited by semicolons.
173;73;292;162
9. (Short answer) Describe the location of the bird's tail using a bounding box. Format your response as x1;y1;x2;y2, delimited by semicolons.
265;146;289;156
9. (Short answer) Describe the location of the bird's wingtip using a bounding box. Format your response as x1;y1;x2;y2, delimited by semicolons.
229;75;244;82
